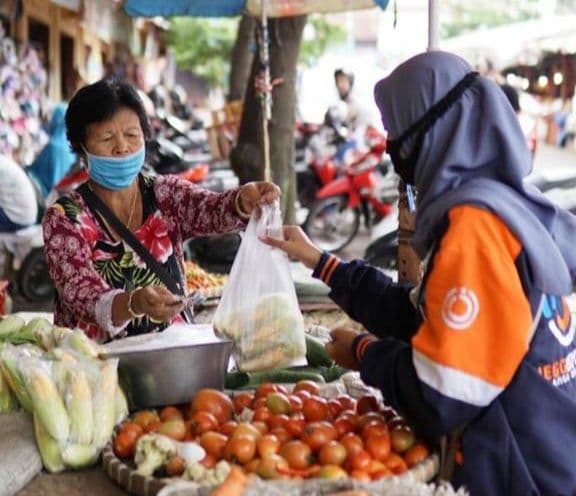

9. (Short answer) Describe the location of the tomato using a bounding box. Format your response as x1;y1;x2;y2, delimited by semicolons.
385;452;408;474
334;417;355;438
327;399;343;418
252;421;269;436
268;414;290;430
159;406;183;422
340;432;364;457
365;434;391;462
280;440;314;470
132;410;159;429
292;389;312;401
285;414;306;438
119;422;144;443
257;454;290;479
387;415;408;431
336;395;356;412
346;449;371;472
318;441;347;466
255;382;278;399
404;443;430;468
144;420;162;433
275;384;289;395
316;464;348;479
361;420;389;440
266;393;292;415
252;406;271;423
293;380;320;396
166;455;186;476
390;426;415;454
244;458;261;473
113;431;135;458
269;427;292;445
358;412;385;429
190;411;219;434
350;469;371;482
200;431;228;460
287;395;303;413
302;397;330;422
219;420;239;437
232;392;254;415
200;453;217;469
225;434;256;464
356;395;380;415
369;460;392;480
257;434;280;458
301;421;337;451
337;410;360;429
190;389;233;425
157;419;187;441
232;422;262;440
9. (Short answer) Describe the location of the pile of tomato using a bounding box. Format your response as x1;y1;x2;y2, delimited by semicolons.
113;381;430;481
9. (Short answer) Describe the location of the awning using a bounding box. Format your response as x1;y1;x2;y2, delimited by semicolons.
124;0;390;18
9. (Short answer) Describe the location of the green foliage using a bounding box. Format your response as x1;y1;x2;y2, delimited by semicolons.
299;15;346;67
166;15;345;88
441;2;539;39
167;17;238;88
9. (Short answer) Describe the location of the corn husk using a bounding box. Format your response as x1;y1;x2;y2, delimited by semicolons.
0;368;18;413
66;368;93;445
33;413;65;473
115;385;129;425
92;360;118;450
0;315;25;338
0;344;33;412
61;443;98;469
26;364;70;443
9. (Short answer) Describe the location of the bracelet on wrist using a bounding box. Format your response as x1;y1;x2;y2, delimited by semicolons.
235;191;251;219
127;288;145;319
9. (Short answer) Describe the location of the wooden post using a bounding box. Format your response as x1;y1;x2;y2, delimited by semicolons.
397;181;422;285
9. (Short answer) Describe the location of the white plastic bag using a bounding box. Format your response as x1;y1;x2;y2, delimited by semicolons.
214;202;307;372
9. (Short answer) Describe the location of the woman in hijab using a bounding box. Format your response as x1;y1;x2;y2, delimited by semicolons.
264;51;576;494
28;102;77;198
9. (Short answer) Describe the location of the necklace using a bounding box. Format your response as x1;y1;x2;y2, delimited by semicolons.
125;185;139;230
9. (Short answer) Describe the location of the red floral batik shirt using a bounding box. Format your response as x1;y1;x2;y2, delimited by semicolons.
42;174;246;343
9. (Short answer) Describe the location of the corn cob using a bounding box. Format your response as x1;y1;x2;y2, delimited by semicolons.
0;369;18;413
61;443;98;469
27;365;70;443
0;346;33;412
21;317;54;350
63;330;103;359
51;326;74;346
115;385;129;425
0;315;25;338
33;413;65;473
66;368;93;445
92;360;118;449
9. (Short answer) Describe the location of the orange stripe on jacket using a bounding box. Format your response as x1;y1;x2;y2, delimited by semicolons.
412;205;533;390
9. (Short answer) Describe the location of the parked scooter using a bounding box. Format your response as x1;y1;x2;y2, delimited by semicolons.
302;128;397;252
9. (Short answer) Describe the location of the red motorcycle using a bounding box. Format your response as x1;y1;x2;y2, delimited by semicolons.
302;128;398;252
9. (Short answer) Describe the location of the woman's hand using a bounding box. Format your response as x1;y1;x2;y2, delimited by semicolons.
132;285;185;323
325;327;361;370
238;181;281;216
261;225;322;269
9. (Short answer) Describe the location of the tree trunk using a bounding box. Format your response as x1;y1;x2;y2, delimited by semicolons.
228;15;256;102
230;15;307;223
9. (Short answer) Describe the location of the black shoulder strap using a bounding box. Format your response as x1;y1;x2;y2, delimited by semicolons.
78;183;194;322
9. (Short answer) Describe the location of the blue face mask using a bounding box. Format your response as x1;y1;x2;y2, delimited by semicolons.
85;146;145;190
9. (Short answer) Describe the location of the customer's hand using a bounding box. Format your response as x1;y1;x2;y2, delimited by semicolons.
261;225;322;269
132;285;185;323
326;327;361;371
238;181;281;216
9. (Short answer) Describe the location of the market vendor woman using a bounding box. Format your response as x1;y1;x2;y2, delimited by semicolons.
42;78;279;343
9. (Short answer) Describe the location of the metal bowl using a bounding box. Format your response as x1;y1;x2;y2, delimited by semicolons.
102;324;233;411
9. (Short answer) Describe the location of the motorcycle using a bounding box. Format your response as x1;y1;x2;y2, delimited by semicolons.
302;128;398;253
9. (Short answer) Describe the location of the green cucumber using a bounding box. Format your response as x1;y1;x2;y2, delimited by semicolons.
305;335;333;367
225;368;326;390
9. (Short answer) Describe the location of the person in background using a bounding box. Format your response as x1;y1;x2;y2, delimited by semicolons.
43;78;279;343
0;153;38;232
333;68;369;148
264;51;576;495
27;103;77;200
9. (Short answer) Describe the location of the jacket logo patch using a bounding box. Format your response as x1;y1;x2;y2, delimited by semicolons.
542;295;575;347
442;287;479;330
